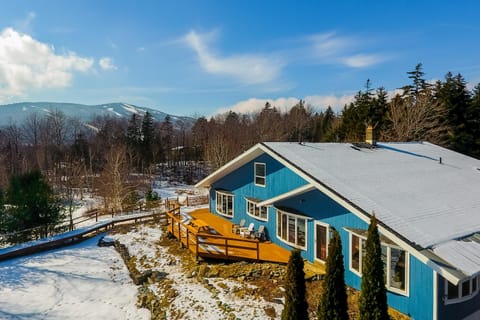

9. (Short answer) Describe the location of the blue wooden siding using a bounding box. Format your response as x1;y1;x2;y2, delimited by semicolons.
210;153;307;239
208;151;437;319
437;275;480;320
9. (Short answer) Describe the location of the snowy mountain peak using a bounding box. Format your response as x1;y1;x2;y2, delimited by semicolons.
0;102;193;128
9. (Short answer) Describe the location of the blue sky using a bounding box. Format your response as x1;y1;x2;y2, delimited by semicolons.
0;1;479;116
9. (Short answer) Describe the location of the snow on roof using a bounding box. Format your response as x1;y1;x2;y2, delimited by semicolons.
433;234;480;277
263;141;480;250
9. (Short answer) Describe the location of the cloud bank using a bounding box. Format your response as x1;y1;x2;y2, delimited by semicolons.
0;28;94;102
216;94;355;115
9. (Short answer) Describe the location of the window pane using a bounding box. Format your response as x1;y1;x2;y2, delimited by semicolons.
472;277;477;293
255;163;265;176
297;218;306;247
316;225;327;261
390;248;406;290
227;195;233;216
288;216;296;243
381;245;388;284
447;281;459;299
260;207;268;220
361;239;366;273
462;279;470;297
277;213;282;238
255;177;266;186
282;214;287;241
351;235;360;272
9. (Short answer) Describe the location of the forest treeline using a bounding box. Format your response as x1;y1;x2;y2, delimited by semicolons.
192;64;480;169
0;63;479;213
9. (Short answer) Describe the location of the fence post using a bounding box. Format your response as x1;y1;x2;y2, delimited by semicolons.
178;222;183;248
196;234;199;261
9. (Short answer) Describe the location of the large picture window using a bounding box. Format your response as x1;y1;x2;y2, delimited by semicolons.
445;275;479;305
215;191;234;217
277;209;307;250
246;199;268;221
349;231;409;295
254;162;266;187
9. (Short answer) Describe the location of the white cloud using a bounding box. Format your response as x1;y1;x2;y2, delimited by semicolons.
0;28;94;102
216;94;355;115
308;32;388;68
184;30;283;85
341;54;384;68
99;57;117;70
309;32;353;57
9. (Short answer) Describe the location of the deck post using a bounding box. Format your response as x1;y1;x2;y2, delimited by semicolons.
195;234;199;261
178;222;183;248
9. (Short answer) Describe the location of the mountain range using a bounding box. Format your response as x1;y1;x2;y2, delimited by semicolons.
0;102;194;128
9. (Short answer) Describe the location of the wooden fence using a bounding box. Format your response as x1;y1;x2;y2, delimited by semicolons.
0;209;167;262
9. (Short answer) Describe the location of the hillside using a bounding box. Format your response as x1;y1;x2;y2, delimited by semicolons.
0;102;194;127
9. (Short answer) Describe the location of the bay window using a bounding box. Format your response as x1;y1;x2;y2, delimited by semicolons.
215;190;234;217
246;198;268;221
445;275;479;304
277;209;307;249
348;230;409;295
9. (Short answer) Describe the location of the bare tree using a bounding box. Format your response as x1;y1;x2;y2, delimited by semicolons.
384;89;447;143
98;145;133;213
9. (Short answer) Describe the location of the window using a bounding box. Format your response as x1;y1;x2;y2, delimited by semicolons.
215;191;234;217
445;275;479;304
349;231;409;295
315;222;329;262
246;199;268;221
277;209;307;249
254;162;266;187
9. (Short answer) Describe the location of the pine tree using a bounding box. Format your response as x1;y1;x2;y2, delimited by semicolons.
5;170;63;240
318;229;348;320
282;249;309;320
359;215;389;320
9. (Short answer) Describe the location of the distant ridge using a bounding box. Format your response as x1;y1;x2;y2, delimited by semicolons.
0;102;194;128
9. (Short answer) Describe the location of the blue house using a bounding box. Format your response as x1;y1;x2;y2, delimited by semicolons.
196;140;480;320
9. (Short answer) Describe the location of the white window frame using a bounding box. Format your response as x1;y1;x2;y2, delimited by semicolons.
246;199;268;221
276;209;307;250
215;191;234;218
314;221;330;263
444;275;479;305
254;162;266;187
348;231;410;296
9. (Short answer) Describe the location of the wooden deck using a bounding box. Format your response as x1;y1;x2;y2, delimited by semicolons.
166;207;291;264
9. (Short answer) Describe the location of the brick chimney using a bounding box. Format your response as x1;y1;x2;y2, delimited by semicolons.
365;124;376;146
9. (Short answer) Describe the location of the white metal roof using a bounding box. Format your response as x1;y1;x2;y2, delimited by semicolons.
263;142;480;250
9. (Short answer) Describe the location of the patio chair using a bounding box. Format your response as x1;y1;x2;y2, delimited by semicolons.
232;219;246;234
240;222;255;238
255;225;266;241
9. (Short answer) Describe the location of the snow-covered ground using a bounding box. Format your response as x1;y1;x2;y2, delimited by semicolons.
0;183;282;320
0;234;150;320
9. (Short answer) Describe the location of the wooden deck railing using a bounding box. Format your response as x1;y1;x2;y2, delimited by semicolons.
0;209;167;262
165;207;261;262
